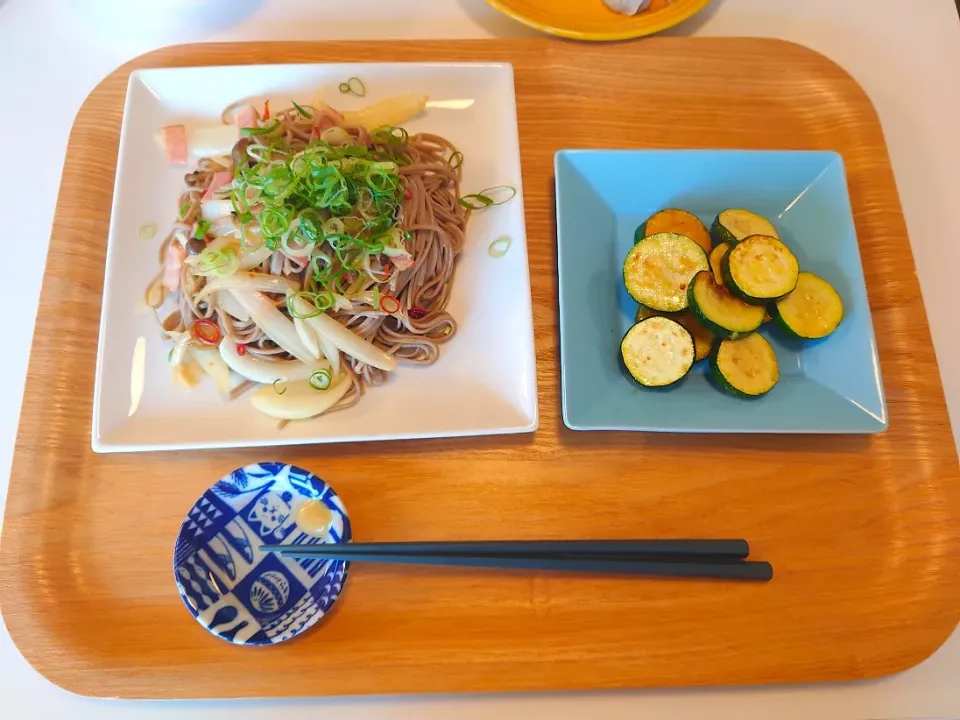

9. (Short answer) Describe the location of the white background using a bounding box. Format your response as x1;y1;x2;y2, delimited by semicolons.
1;0;959;718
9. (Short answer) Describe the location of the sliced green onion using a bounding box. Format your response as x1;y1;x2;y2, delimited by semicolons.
371;125;408;146
488;236;512;258
193;219;210;239
139;223;157;240
448;151;463;170
459;185;517;210
309;369;332;391
291;100;313;119
338;76;366;97
272;379;287;395
240;119;281;136
178;202;191;219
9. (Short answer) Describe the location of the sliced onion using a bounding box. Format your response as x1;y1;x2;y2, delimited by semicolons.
293;317;321;359
194;273;299;302
201;198;234;221
301;303;396;372
188;123;240;159
169;332;197;367
250;375;351;421
216;291;250;321
229;289;315;364
220;340;329;384
190;345;232;395
314;325;341;377
240;244;272;270
210;216;240;236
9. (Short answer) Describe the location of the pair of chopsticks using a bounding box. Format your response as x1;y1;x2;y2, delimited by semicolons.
260;539;773;581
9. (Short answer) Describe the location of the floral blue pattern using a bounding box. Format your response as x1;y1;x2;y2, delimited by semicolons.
172;462;351;646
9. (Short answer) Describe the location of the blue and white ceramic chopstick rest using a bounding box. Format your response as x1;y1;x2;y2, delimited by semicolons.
173;462;350;645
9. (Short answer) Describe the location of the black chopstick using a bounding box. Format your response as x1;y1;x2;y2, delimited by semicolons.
259;539;750;559
262;547;772;581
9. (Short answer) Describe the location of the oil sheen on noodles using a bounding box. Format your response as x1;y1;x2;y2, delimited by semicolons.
146;95;470;424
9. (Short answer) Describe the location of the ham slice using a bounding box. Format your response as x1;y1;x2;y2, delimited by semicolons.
158;125;187;165
390;252;415;271
202;171;234;202
161;242;186;291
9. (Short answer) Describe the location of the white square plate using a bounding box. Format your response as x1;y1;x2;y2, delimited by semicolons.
93;62;537;452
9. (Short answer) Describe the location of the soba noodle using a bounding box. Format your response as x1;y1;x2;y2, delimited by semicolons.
148;99;471;421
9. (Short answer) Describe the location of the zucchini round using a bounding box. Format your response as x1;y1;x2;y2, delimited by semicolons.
675;311;715;362
623;232;709;312
635;306;714;362
721;234;799;304
709;242;730;285
773;271;844;339
640;208;712;254
687;271;765;340
710;334;779;398
711;209;779;246
620;316;695;387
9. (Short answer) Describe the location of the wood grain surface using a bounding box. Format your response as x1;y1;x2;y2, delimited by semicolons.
2;39;959;700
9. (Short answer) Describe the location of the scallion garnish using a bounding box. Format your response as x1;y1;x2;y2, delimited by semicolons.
291;100;313;119
193;219;210;239
139;223;157;240
272;379;287;395
338;76;366;97
240;119;281;136
459;185;517;210
488;236;512;258
309;369;332;391
448;151;463;170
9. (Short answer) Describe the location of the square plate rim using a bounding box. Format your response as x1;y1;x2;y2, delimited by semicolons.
554;147;887;435
92;61;538;453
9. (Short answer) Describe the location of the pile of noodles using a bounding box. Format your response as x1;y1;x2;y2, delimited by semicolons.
151;102;470;413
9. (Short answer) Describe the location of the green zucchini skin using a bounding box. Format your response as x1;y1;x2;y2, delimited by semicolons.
709;334;779;398
709;351;755;398
772;272;844;340
711;214;738;247
720;235;799;305
686;272;764;341
622;232;708;312
620;317;695;388
711;209;779;247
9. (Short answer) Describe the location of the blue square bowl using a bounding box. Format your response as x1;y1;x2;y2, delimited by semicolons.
555;149;887;434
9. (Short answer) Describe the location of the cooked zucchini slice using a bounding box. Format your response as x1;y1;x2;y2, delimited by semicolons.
773;271;844;339
709;242;730;285
623;232;709;312
636;305;658;322
674;311;715;362
710;334;779;398
621;316;695;387
640;208;712;254
635;306;714;362
711;209;779;246
687;271;765;340
721;234;799;304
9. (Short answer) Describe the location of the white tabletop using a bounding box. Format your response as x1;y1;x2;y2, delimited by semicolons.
2;0;959;718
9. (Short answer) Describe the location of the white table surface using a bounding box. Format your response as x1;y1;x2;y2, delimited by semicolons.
2;0;959;718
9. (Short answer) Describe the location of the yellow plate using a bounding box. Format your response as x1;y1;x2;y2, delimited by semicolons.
485;0;711;41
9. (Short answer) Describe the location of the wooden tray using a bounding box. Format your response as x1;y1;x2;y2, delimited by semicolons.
3;39;959;700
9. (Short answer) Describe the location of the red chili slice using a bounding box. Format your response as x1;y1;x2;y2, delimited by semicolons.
192;319;222;346
379;295;401;315
263;99;271;121
408;305;427;320
403;187;412;200
236;343;247;356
